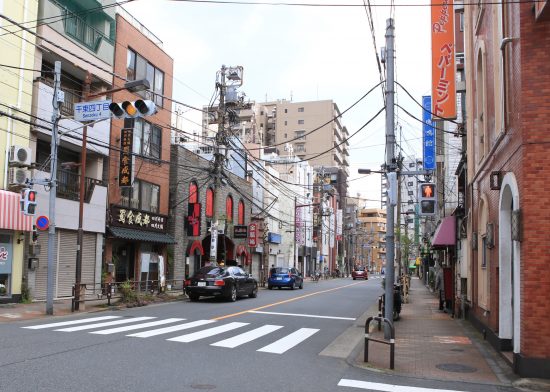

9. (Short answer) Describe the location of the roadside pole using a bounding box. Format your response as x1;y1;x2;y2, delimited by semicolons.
46;61;61;315
74;72;91;311
384;18;396;339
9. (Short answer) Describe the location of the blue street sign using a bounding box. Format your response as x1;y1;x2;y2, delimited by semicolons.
36;215;49;231
422;96;435;171
74;99;112;122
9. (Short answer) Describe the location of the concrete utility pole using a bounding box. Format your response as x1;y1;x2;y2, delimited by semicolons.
46;61;62;315
210;65;227;265
74;72;91;311
384;18;396;338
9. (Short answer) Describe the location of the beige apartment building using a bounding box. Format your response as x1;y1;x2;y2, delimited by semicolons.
357;208;387;273
256;100;349;172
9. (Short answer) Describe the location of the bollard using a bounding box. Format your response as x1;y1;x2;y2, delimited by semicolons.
364;316;395;370
71;285;75;312
107;283;112;306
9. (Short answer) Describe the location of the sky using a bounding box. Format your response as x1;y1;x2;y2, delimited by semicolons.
122;0;432;207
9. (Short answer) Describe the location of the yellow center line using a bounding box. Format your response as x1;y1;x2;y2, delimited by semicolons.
212;281;365;321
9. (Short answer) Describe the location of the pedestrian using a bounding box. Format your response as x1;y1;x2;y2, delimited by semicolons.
435;264;445;311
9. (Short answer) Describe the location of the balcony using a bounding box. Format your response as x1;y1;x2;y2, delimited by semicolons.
56;169;105;202
39;0;115;65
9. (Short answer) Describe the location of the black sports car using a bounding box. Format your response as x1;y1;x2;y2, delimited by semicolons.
185;266;258;302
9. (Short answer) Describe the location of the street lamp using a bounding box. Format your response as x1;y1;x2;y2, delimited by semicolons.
74;77;150;311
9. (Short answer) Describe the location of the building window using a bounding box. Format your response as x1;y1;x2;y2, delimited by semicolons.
298;107;304;112
284;121;287;126
134;118;162;160
295;130;306;140
226;195;233;223
127;48;164;107
284;109;288;113
298;120;304;125
121;179;159;213
407;182;413;186
481;236;487;268
189;181;198;203
206;188;214;217
409;162;415;168
238;200;245;225
284;133;287;138
408;191;414;195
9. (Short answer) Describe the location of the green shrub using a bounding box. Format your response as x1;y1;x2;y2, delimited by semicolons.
119;280;137;303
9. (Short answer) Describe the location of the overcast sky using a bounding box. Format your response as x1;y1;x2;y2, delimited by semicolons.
123;0;431;207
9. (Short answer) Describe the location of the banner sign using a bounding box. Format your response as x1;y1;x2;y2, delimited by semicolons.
118;128;133;187
248;223;257;247
422;96;436;170
431;0;456;119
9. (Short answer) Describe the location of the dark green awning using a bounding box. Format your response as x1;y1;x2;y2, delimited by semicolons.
108;226;176;244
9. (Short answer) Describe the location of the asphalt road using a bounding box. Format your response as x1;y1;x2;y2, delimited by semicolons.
0;277;520;392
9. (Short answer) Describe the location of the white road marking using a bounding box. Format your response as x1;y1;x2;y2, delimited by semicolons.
249;310;355;321
257;327;319;354
337;379;469;392
211;325;283;348
128;319;215;338
55;317;155;332
167;322;249;343
23;316;121;329
90;318;185;335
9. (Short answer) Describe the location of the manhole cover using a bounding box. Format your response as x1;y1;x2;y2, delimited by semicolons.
450;348;464;352
190;384;216;390
436;363;477;373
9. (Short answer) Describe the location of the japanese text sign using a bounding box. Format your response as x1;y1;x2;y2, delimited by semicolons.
118;128;133;187
431;0;456;119
74;100;112;122
248;223;257;247
422;96;436;170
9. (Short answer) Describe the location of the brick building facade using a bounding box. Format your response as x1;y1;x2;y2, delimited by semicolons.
464;1;550;378
169;145;254;281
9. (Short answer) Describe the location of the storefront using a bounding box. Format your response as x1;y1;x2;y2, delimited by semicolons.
0;190;33;302
106;205;176;284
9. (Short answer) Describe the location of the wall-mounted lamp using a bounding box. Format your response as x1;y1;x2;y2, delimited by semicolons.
490;171;503;190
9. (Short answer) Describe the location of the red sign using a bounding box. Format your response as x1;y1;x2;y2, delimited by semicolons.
431;0;456;119
248;223;257;247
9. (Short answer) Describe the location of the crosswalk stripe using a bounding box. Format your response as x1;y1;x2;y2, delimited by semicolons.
90;318;185;335
337;379;468;392
127;320;216;338
257;327;319;354
55;317;156;332
167;322;249;343
210;325;283;348
23;316;121;330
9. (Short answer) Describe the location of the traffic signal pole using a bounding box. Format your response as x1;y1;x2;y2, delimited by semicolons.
74;72;91;311
46;61;61;315
384;18;396;339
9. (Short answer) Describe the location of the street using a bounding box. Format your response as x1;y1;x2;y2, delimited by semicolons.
0;277;520;392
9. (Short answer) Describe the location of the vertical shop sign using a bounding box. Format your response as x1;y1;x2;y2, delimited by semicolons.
119;128;133;187
431;0;456;119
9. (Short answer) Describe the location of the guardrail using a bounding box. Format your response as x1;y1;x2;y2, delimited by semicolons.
71;279;185;311
364;316;395;370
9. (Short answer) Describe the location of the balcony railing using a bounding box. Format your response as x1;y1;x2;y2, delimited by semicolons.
60;4;111;52
57;168;104;202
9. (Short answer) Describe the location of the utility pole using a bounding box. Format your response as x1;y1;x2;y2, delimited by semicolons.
74;72;91;311
384;18;396;338
210;65;227;265
46;61;61;315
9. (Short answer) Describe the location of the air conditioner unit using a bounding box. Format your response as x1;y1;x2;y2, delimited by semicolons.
8;167;30;186
9;145;32;167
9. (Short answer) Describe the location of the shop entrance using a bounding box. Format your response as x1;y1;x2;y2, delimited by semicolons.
0;233;12;297
113;241;135;282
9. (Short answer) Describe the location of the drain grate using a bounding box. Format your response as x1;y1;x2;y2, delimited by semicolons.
436;363;477;373
450;348;464;352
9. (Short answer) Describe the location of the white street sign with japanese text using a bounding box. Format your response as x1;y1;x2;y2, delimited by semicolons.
74;100;112;121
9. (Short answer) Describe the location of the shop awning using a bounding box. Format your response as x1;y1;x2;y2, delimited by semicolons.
431;216;456;248
0;190;33;231
108;226;176;244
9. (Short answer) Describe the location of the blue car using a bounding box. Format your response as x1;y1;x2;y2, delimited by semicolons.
267;267;303;290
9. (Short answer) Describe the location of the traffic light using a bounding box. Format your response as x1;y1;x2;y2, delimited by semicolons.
20;188;37;216
32;225;39;242
419;183;436;216
109;99;157;119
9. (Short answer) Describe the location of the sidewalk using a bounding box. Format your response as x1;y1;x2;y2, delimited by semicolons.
353;277;550;391
0;298;110;322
